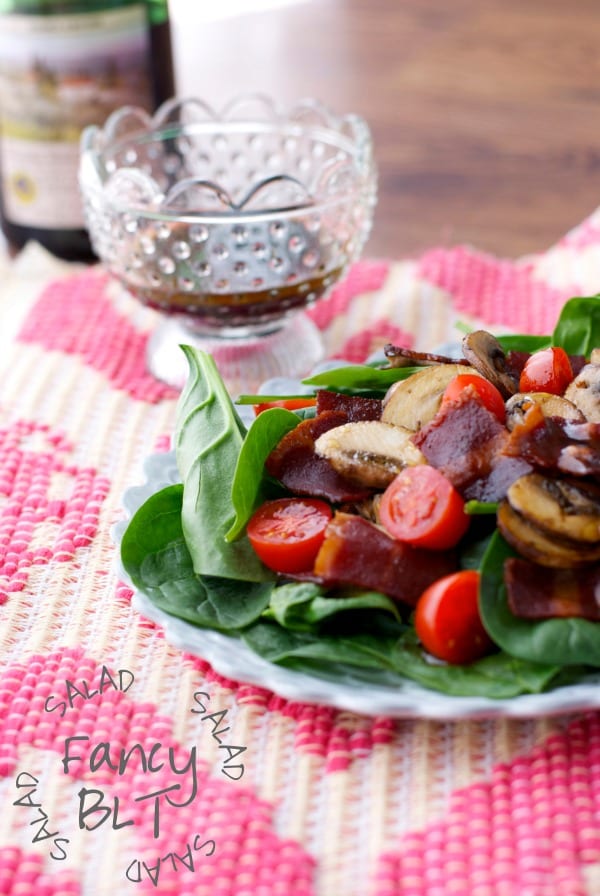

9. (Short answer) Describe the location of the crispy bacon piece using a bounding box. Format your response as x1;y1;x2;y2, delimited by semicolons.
569;354;588;376
313;512;457;606
265;411;372;503
384;344;468;368
316;390;383;421
412;391;531;501
504;402;600;477
505;556;600;620
504;350;530;382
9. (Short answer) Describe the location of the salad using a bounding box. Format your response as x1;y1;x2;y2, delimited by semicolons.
120;295;600;700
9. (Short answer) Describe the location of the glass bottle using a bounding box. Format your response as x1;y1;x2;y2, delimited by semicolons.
0;0;175;260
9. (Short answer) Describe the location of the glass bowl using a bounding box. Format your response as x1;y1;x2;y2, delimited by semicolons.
79;95;377;392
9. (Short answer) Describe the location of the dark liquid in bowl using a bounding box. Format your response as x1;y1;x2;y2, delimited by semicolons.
130;268;342;329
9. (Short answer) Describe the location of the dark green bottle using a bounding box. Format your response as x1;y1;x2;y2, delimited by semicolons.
0;0;175;260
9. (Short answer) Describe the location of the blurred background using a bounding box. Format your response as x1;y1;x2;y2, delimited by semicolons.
169;0;600;261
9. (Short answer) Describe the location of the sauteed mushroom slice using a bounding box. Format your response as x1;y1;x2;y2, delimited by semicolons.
314;421;425;489
565;361;600;422
353;494;383;524
462;330;519;399
505;392;585;430
507;473;600;543
497;500;600;568
381;363;474;431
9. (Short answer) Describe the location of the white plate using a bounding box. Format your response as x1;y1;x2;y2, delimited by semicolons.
113;449;600;719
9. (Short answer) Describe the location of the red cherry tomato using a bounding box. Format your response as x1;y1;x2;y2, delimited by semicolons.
247;497;332;573
254;398;317;416
519;347;574;395
379;465;469;550
414;570;494;664
441;374;506;423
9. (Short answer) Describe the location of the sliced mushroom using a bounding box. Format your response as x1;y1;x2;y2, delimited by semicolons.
314;421;425;489
353;494;382;524
507;473;600;543
381;363;473;431
505;392;585;430
564;362;600;422
383;344;469;368
462;330;519;398
497;500;600;568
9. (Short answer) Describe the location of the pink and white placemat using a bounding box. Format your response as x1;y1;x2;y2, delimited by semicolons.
2;208;600;896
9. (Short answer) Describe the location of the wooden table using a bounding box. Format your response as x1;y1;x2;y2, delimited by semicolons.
172;0;600;261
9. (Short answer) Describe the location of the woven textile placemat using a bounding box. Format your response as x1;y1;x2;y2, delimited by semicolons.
2;210;600;896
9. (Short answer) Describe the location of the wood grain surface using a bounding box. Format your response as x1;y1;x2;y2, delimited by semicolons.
172;0;600;261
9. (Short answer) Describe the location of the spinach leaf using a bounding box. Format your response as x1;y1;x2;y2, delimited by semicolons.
121;484;206;621
227;407;299;541
175;346;272;582
551;295;600;356
266;581;402;632
120;485;273;630
477;295;600;358
242;621;400;670
200;575;273;629
459;531;494;570
479;531;600;666
237;392;316;404
302;364;420;393
390;631;561;697
242;620;561;696
495;334;551;353
293;406;317;421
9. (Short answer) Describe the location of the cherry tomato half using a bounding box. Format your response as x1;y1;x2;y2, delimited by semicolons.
414;570;494;664
247;497;332;574
519;347;574;395
254;398;317;416
441;374;506;423
379;465;469;550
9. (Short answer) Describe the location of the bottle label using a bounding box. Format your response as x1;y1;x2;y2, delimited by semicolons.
0;7;152;229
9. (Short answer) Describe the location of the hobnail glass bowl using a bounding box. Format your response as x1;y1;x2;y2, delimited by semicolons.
79;95;377;392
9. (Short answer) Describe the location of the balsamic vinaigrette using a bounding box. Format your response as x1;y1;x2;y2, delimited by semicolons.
134;268;343;328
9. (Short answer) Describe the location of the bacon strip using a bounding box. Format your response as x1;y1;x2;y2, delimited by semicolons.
266;411;372;503
505;403;600;477
384;344;468;368
316;390;382;421
505;556;600;620
313;512;456;606
412;391;531;501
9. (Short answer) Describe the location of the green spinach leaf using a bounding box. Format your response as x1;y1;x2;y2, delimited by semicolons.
390;631;561;697
200;575;273;629
479;531;600;666
475;295;600;358
242;621;400;670
551;295;600;356
459;531;494;570
302;364;421;393
227;407;299;541
242;620;561;696
495;334;551;353
175;346;272;582
237;392;316;404
121;484;206;619
120;485;273;630
266;581;402;632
